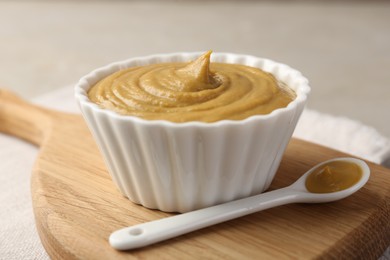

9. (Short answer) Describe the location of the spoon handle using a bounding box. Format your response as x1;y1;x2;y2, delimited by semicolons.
109;187;301;250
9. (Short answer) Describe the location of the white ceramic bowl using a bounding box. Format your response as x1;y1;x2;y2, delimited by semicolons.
75;52;310;213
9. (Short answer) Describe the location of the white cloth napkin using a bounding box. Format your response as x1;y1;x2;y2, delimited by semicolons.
1;86;389;259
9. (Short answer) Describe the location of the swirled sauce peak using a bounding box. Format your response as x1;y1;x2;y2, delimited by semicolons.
88;51;296;122
175;51;220;91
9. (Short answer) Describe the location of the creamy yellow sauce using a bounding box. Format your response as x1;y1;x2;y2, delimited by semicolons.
305;161;362;193
88;51;296;122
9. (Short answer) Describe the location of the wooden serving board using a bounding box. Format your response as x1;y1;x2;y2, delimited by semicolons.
1;89;389;259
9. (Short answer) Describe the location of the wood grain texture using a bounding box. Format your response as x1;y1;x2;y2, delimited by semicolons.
1;89;389;259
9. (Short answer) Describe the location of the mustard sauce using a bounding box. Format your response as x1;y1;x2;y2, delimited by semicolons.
88;51;296;122
305;160;363;193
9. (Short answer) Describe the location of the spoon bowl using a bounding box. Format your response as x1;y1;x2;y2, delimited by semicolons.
109;157;370;251
289;157;370;203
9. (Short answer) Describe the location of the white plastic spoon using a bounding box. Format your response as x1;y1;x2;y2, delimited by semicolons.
109;157;370;250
